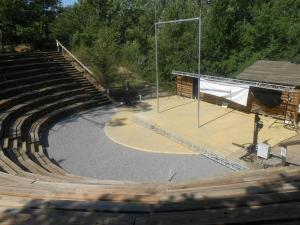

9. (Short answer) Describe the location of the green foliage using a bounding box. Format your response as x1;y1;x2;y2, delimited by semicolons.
52;0;299;87
3;0;298;86
0;0;62;50
202;0;300;76
0;0;26;49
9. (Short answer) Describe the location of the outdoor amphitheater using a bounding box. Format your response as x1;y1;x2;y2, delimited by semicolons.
0;41;299;225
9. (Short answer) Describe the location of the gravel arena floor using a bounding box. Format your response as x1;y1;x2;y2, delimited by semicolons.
46;104;231;182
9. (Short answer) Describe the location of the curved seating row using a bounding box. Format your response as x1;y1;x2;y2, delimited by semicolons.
0;51;299;224
0;51;111;180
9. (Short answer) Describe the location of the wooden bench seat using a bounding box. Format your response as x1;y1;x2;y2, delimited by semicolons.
0;82;92;113
0;51;54;60
0;157;17;174
1;61;71;74
0;77;87;99
0;149;25;174
0;86;92;125
0;85;99;145
0;104;28;140
0;167;298;224
28;99;109;144
2;51;59;60
9;139;59;175
0;87;97;142
22;143;138;184
0;65;78;81
0;51;111;181
7;97;107;175
1;143;107;182
1;95;103;173
10;146;46;174
170;167;300;190
17;93;104;139
0;51;111;179
0;55;53;67
0;71;84;90
8;91;98;139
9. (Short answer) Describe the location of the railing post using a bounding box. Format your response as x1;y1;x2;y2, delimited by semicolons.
56;40;59;53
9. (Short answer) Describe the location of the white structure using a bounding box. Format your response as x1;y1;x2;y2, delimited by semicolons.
257;143;271;159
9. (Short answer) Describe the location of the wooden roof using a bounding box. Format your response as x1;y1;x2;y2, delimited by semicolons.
237;60;300;87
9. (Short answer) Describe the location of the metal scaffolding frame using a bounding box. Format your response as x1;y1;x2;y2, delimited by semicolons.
172;70;296;92
155;17;202;127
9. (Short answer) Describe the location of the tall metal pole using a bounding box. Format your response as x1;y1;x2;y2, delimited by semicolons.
155;16;201;115
197;1;202;128
155;23;160;113
154;0;157;23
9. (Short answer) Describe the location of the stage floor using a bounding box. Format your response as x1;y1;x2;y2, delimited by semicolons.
105;96;297;168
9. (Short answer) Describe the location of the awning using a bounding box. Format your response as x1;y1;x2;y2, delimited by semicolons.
199;78;250;106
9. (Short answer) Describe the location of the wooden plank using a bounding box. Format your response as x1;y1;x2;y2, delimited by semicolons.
137;202;300;225
170;168;300;189
0;186;161;203
0;206;138;225
155;191;300;212
168;174;300;194
0;195;153;213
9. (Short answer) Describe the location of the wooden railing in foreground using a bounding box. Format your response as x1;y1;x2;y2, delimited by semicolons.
56;40;105;92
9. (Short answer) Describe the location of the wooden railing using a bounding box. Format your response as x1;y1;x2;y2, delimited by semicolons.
56;40;105;92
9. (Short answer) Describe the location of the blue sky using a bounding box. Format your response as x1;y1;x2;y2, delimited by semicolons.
62;0;77;7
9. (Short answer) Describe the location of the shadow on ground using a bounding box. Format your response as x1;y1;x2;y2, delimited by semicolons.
1;172;300;224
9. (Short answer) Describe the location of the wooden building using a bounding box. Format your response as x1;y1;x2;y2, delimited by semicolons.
237;60;300;123
176;75;197;98
174;60;300;123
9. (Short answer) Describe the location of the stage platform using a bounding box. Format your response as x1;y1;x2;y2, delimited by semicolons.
105;96;297;169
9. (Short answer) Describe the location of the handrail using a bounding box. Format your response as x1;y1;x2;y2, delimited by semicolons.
55;40;100;87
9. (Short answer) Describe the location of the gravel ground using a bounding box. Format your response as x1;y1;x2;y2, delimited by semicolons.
46;105;232;182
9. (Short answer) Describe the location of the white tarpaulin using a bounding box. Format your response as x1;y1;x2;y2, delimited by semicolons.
199;78;250;106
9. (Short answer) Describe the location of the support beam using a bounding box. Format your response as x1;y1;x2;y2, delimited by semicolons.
172;71;296;92
155;17;200;26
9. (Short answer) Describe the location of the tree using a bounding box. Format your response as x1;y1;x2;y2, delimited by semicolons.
0;0;62;50
0;0;26;49
50;0;300;87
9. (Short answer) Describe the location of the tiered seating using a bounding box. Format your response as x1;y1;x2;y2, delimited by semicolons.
0;51;299;224
0;51;111;180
